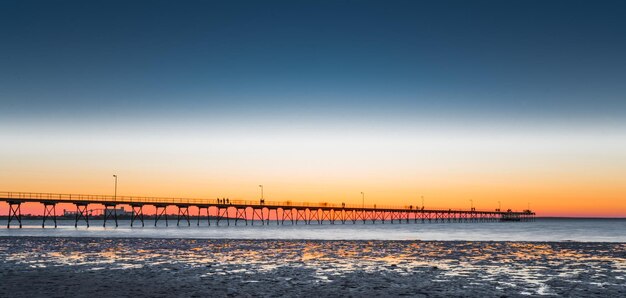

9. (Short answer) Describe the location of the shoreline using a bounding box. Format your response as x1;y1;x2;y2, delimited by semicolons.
1;235;625;244
1;237;625;297
2;218;625;243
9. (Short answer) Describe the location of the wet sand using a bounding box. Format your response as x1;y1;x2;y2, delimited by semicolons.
0;237;624;297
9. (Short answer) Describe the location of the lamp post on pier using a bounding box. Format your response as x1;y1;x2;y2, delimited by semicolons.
113;175;117;201
361;192;364;208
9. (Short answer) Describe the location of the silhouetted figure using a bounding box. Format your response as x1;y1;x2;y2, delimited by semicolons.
342;202;345;208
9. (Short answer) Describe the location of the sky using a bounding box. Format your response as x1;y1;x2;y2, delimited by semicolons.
1;0;625;217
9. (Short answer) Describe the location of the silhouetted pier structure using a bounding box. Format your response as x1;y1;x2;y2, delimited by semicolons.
1;191;535;228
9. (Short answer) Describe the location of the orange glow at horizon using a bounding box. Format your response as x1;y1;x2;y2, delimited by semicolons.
1;126;625;218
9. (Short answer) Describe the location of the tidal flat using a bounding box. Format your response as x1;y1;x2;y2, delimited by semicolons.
0;237;624;297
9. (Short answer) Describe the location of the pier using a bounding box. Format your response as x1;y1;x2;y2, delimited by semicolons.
1;191;535;228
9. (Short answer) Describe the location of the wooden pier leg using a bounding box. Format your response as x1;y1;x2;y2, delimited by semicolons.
42;202;57;228
103;204;118;228
235;208;240;226
176;205;190;227
197;207;201;226
7;201;22;228
305;209;309;225
103;205;108;227
154;205;168;227
216;207;221;226
226;207;230;226
42;203;47;228
306;208;311;225
177;206;181;226
131;205;144;227
177;206;182;226
75;205;79;228
207;206;212;226
165;209;168;227
114;206;118;227
185;206;190;226
52;203;57;228
280;208;285;225
268;208;284;225
75;204;89;228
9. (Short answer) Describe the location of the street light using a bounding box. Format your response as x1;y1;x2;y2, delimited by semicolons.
259;185;264;204
498;201;501;211
470;199;473;210
421;196;424;209
113;175;117;201
361;192;364;208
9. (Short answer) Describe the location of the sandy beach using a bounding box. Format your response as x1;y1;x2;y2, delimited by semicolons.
0;237;624;297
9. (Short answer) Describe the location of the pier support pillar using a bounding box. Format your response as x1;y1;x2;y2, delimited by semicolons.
295;209;306;225
282;208;294;225
103;204;118;227
74;203;90;228
155;205;168;227
42;202;57;228
234;208;247;226
197;206;210;226
252;208;264;225
309;209;320;224
216;207;229;226
269;208;279;225
177;205;190;226
7;201;22;228
131;205;144;227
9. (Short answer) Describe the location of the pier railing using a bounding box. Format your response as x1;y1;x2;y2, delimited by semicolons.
1;191;535;228
0;191;530;213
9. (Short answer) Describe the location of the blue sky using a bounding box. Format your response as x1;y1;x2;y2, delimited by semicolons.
2;0;625;128
1;1;626;216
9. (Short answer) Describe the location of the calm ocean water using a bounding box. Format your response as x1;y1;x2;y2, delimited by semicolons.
0;218;624;242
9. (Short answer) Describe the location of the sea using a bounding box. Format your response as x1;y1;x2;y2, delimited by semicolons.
1;218;624;242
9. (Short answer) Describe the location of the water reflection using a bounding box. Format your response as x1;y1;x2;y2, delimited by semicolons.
2;238;625;295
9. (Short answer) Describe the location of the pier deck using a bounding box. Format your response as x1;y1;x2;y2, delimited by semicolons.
1;191;535;228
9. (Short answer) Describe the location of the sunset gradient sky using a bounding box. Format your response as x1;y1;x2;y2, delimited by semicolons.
1;0;625;217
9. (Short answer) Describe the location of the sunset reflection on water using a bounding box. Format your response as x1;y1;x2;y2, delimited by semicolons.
2;238;625;295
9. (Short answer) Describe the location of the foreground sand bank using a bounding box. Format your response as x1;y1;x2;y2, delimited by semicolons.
0;237;624;297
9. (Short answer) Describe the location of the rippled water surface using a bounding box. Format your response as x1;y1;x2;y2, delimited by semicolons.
1;218;625;242
1;238;625;296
